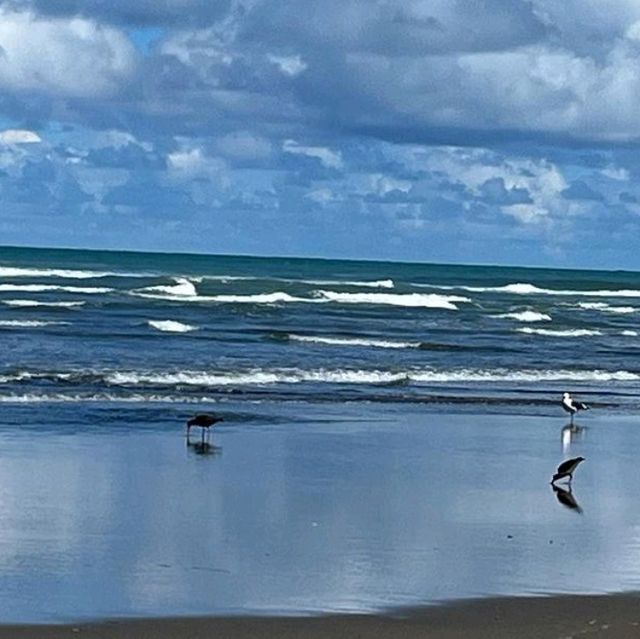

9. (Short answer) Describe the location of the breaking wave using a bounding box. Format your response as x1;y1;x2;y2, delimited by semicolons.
133;287;468;309
97;367;639;387
495;311;552;322
302;278;394;288
577;302;636;314
288;334;422;349
0;266;144;279
135;277;198;297
428;281;640;298
0;320;68;327
517;327;602;337
148;320;197;333
313;291;470;309
2;300;85;308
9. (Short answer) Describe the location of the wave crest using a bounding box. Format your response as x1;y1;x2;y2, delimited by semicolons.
2;300;85;308
495;311;551;322
288;334;421;349
517;327;602;337
148;320;197;333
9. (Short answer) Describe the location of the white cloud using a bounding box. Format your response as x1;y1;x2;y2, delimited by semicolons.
283;139;343;169
0;129;41;144
601;165;629;181
267;54;307;77
416;146;569;225
0;9;136;97
167;143;229;187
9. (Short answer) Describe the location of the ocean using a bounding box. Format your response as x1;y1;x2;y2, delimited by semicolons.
3;245;640;622
0;245;638;412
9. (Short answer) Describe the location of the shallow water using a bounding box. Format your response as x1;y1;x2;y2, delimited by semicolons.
0;402;638;622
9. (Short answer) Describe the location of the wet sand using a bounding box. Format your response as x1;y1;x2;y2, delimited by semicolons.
1;594;639;638
1;402;640;622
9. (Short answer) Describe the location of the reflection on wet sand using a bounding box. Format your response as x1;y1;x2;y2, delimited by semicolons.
552;484;583;514
186;439;222;456
561;423;586;454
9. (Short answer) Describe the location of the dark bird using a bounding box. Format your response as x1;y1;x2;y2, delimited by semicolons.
551;456;585;485
552;484;583;514
562;392;589;425
186;413;224;441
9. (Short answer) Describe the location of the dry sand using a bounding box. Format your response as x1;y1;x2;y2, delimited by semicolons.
3;594;640;639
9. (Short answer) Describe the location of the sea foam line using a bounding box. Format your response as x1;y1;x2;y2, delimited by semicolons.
203;276;395;288
419;281;640;298
0;320;69;327
577;302;636;314
2;300;85;308
133;286;468;309
101;367;639;387
288;334;421;349
517;327;602;337
313;291;469;309
1;366;637;387
0;266;146;279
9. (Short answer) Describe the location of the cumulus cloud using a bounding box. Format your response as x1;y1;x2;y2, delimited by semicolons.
0;129;41;144
0;9;136;97
283;140;342;169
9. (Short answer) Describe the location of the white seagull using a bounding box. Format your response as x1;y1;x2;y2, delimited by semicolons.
562;392;589;425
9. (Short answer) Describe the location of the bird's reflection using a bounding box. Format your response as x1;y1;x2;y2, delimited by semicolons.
561;423;585;454
552;484;583;514
186;437;222;456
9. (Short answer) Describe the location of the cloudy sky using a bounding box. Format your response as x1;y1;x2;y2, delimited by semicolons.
2;1;640;267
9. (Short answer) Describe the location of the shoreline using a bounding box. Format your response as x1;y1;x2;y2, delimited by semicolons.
2;594;639;638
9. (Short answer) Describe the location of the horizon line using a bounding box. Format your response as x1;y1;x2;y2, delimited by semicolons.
0;242;638;276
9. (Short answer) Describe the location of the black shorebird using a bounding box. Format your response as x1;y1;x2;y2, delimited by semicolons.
562;392;589;425
186;413;224;442
551;456;585;485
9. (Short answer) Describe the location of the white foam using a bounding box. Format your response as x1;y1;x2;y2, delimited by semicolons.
426;281;640;298
0;320;68;327
0;266;137;279
208;292;311;304
289;334;420;349
314;291;470;309
302;278;395;288
495;311;552;322
2;300;85;308
204;276;395;288
517;327;602;337
0;284;112;294
577;302;636;314
103;366;640;387
0;393;210;404
148;320;197;333
136;277;198;297
622;330;639;336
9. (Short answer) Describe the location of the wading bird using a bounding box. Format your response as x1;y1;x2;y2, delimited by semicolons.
562;392;589;425
186;413;224;442
551;456;585;485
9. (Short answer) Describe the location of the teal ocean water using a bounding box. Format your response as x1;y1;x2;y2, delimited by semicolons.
0;245;638;411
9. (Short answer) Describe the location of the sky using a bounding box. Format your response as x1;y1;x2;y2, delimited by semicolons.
2;1;640;268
